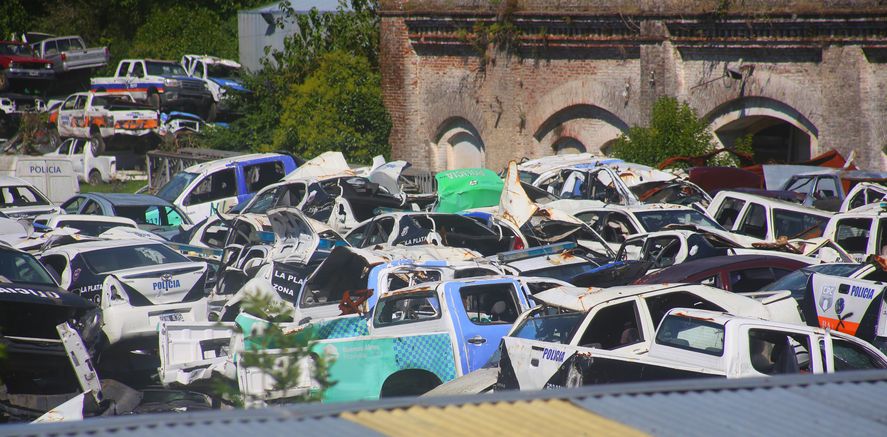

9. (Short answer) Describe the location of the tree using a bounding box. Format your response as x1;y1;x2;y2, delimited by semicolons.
128;5;239;60
272;50;390;163
610;97;716;168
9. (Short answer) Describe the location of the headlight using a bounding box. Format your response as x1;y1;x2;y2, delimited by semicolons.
164;78;181;88
44;63;52;70
74;308;103;345
8;62;16;69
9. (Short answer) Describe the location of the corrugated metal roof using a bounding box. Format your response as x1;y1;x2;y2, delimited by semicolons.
5;370;887;437
342;399;649;437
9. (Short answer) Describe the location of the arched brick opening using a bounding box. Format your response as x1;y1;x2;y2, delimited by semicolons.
533;104;629;156
433;117;485;170
704;97;819;163
553;137;587;155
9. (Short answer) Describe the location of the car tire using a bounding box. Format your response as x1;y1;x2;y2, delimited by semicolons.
147;91;161;111
88;169;102;185
89;128;106;155
206;102;218;122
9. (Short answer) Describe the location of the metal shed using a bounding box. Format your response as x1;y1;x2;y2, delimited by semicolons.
237;0;348;71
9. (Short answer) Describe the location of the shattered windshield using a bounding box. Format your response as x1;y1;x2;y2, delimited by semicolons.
511;307;584;344
146;61;188;76
157;172;198;203
0;250;56;286
634;210;724;232
0;185;50;207
81;244;189;274
207;64;240;79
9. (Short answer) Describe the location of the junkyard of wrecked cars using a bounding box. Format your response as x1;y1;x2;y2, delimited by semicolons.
5;147;887;424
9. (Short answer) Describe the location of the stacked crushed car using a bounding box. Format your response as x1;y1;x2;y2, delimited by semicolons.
5;149;887;422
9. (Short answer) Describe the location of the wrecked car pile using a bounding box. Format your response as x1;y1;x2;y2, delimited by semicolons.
6;149;887;424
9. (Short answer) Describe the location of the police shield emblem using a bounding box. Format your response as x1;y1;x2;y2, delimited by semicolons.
819;285;835;312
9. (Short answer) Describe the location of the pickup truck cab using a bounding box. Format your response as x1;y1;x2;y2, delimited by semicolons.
51;91;159;154
707;190;832;245
91;59;213;117
30;36;109;74
496;283;802;391
839;182;887;212
822;202;887;261
302;276;536;401
181;55;246;119
509;308;887;390
155;153;297;223
782;169;887;210
46;138;116;184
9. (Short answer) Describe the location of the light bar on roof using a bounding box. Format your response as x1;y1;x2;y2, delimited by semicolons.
497;242;577;263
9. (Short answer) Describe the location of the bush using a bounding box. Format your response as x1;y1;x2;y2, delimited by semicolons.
272;51;391;163
610;97;716;168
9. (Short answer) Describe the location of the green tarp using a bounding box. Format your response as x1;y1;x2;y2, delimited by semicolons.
434;168;504;213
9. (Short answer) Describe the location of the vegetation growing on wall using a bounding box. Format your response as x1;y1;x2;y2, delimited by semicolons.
610;97;718;168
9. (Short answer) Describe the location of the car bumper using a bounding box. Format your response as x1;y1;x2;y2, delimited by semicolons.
102;298;209;345
3;68;55;80
160;91;213;109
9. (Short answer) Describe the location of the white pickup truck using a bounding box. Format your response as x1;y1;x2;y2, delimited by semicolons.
45;138;116;184
91;59;213;117
50;91;159;154
494;283;802;391
501;308;887;390
181;55;246;120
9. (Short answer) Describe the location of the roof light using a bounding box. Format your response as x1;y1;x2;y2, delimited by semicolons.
497;242;577;263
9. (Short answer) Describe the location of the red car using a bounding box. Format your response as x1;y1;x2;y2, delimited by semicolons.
635;254;810;293
0;40;54;92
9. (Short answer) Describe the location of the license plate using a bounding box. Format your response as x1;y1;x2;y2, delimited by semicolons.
28;71;38;76
159;312;184;322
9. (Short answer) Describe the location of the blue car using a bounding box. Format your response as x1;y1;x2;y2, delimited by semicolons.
60;193;192;236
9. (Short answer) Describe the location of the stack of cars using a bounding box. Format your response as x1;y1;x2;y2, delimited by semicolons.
5;149;887;423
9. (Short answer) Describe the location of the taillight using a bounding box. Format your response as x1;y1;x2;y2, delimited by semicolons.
512;236;525;251
60;53;67;62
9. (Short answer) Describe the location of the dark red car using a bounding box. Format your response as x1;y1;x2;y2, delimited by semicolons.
634;254;810;293
0;40;54;92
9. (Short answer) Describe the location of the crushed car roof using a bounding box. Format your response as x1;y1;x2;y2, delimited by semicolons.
532;283;766;313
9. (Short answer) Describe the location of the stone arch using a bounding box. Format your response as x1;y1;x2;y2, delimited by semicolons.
553;137;587;155
433;117;485;170
533;104;630;156
704;97;819;163
527;78;636;156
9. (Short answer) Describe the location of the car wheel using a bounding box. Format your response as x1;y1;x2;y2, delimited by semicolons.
147;91;161;111
88;169;102;185
89;128;106;155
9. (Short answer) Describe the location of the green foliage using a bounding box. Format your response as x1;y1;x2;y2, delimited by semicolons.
610;97;717;168
272;51;390;163
212;292;333;406
129;6;238;60
0;0;29;40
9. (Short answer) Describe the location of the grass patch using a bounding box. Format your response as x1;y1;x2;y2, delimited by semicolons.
79;179;147;194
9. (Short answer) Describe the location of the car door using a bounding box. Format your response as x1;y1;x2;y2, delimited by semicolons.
69;139;85;175
57;95;81;137
127;61;146;98
181;168;238;223
445;279;528;373
735;202;769;240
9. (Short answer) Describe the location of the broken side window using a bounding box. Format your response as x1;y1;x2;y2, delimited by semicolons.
655;314;724;356
373;292;441;327
737;203;767;239
185;168;237;205
641;236;681;268
834;218;872;254
748;328;810;374
459;283;520;325
345;222;372;248
715;197;746;228
576;300;643;350
244;161;286;194
364;217;394;247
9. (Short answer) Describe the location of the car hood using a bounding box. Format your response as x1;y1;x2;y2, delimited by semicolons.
0;282;93;309
2;55;51;65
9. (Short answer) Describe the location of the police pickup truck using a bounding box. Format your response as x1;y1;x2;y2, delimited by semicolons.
494;283;802;391
500;308;887;390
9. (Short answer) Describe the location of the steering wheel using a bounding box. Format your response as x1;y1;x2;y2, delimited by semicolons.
652;240;679;267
